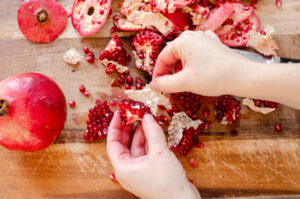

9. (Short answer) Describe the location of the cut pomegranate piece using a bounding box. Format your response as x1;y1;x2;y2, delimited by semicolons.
132;30;164;76
99;35;131;74
85;101;114;142
168;112;203;156
120;0;144;16
242;98;279;114
119;99;152;124
72;0;111;37
196;2;234;31
214;95;241;125
247;25;278;56
164;11;193;31
125;84;172;115
17;0;68;43
185;5;209;26
171;92;202;120
216;2;254;36
220;13;260;47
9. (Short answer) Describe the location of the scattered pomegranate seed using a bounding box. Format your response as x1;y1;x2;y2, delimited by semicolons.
84;91;90;97
108;173;117;182
136;78;143;85
136;82;142;90
85;101;114;142
83;46;90;54
204;121;210;130
110;26;117;34
203;109;210;117
230;130;238;136
68;100;76;107
275;124;282;132
117;77;125;84
253;99;279;108
196;142;204;148
95;99;101;104
190;158;198;168
188;179;194;184
79;85;86;93
86;52;95;63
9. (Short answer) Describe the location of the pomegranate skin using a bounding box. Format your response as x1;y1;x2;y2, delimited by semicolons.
0;73;67;152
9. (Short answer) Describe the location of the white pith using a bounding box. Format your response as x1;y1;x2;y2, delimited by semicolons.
125;84;171;115
63;48;83;65
242;98;276;114
167;112;203;147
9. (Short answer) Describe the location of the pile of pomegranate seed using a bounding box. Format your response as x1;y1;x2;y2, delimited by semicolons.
214;95;241;125
119;99;152;124
132;30;164;76
84;101;114;142
253;99;279;109
275;123;282;132
175;127;202;156
171;92;202;120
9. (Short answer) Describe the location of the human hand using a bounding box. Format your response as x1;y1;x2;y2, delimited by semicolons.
107;112;201;199
150;30;250;96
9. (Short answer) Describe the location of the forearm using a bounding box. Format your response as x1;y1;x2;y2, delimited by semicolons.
230;60;300;110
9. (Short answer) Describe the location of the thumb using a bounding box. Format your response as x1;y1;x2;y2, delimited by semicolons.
150;70;188;93
142;114;167;154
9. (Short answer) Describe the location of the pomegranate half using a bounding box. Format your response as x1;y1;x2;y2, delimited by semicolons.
0;73;67;152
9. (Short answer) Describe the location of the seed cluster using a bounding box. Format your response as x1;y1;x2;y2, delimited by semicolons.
214;95;241;124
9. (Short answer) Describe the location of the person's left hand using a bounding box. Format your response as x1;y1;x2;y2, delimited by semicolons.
106;112;201;199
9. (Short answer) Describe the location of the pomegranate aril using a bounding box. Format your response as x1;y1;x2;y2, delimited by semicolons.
83;46;90;54
79;85;86;93
108;173;117;182
159;114;168;123
275;123;282;132
84;91;90;97
125;84;131;90
136;78;143;85
203;109;210;117
190;158;198;168
86;52;95;63
126;76;133;85
136;82;142;90
214;95;240;125
68;100;76;107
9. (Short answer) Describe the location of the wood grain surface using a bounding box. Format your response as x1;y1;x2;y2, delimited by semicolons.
0;0;300;198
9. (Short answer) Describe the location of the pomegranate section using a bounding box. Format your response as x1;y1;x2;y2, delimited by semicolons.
17;0;68;43
119;99;152;124
214;95;241;125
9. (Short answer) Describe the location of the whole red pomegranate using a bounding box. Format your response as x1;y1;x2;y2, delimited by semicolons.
0;73;67;152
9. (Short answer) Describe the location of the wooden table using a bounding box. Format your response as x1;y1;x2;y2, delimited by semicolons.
0;0;300;198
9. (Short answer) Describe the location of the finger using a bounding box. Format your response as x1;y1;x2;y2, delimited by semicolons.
130;125;146;158
204;30;220;41
107;112;131;164
150;69;189;93
121;123;133;147
142;114;168;154
152;41;180;79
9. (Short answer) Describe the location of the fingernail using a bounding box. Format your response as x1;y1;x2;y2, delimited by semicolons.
143;114;153;123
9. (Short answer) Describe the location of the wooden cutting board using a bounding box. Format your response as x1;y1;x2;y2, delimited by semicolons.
0;0;300;198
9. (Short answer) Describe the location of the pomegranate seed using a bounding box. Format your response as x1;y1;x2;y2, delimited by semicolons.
136;78;143;85
275;124;282;132
190;159;198;168
203;109;209;117
125;84;131;90
230;130;238;136
136;82;142;90
196;142;204;148
68;100;76;107
214;95;240;124
117;77;125;84
84;131;90;141
110;26;117;34
86;52;94;63
126;76;133;85
84;91;90;97
188;179;194;184
204;121;210;130
159;114;168;123
83;46;90;54
79;85;86;93
108;173;117;182
109;98;118;106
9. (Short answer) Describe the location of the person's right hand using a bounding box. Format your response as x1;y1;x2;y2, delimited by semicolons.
150;30;250;96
